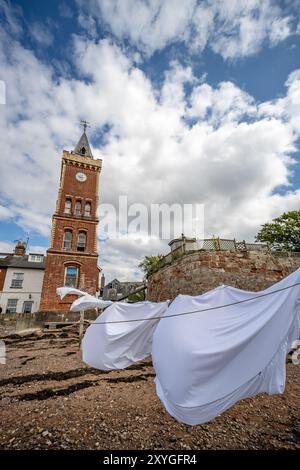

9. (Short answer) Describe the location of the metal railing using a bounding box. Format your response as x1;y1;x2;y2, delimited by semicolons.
156;238;300;272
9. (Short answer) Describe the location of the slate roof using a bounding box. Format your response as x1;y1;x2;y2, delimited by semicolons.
104;279;144;289
0;255;45;270
74;131;93;158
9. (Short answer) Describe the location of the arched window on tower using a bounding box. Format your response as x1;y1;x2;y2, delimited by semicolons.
80;147;86;155
62;230;72;251
77;232;86;252
64;266;78;287
75;200;82;216
84;202;91;217
64;198;72;214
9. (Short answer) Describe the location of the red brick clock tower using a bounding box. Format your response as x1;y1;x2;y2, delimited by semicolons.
40;125;102;312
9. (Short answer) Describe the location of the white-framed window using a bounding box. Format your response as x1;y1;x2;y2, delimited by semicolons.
11;272;24;288
62;230;72;250
6;299;18;313
77;232;87;251
64;266;78;288
64;198;72;214
84;202;91;217
28;254;44;262
22;301;33;313
75;200;82;216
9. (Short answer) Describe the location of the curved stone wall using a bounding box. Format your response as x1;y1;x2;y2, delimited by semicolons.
147;250;300;302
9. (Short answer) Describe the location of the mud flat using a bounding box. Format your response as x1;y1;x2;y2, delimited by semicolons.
0;327;299;450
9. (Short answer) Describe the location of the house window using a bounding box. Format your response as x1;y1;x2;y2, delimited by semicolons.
64;198;72;214
77;232;86;251
23;301;33;313
75;200;82;216
6;299;18;313
11;273;24;288
62;230;72;250
64;266;78;287
84;202;91;217
28;254;44;262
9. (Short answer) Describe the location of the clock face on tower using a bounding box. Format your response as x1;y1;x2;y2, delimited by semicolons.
76;172;87;182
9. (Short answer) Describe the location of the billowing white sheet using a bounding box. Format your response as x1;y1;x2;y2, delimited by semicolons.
70;295;113;311
82;301;169;370
152;268;300;425
57;287;87;299
56;287;113;311
61;268;300;425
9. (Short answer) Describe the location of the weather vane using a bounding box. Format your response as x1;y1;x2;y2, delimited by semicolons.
80;119;90;133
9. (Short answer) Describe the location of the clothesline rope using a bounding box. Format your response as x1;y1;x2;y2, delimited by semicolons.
90;280;300;325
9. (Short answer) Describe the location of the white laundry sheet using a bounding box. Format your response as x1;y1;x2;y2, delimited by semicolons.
82;301;169;370
56;287;113;311
60;268;300;425
57;287;88;299
152;268;300;425
70;295;113;311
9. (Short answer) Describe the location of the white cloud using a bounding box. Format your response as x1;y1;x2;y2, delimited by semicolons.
259;69;300;134
0;205;11;220
0;12;300;281
30;22;54;46
0;240;47;256
207;0;293;59
269;16;292;45
77;0;296;59
0;241;14;253
189;81;256;125
85;0;197;55
28;245;47;254
0;0;23;36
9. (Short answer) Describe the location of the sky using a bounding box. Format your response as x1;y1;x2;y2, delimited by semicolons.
0;0;300;281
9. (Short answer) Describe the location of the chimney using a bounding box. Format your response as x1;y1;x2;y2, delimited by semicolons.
101;273;106;289
14;241;26;256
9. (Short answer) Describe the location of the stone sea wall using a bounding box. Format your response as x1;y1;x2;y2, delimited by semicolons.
147;250;300;301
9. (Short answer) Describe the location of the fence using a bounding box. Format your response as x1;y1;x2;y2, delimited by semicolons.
152;238;300;275
158;238;270;270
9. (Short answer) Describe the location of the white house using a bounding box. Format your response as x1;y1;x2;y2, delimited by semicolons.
0;242;45;314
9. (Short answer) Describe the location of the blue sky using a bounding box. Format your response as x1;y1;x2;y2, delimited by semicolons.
0;0;300;280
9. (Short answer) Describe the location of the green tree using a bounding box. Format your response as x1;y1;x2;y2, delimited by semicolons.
127;289;146;303
255;210;300;252
138;255;163;278
212;235;220;250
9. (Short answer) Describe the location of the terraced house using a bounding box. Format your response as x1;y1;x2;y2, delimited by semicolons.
0;241;45;314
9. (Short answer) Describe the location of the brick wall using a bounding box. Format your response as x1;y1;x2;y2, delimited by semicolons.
40;149;101;312
0;267;7;292
57;160;99;221
39;252;99;312
147;250;300;301
51;217;98;253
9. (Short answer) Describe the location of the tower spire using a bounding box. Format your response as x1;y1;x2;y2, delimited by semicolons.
80;119;90;133
74;120;93;158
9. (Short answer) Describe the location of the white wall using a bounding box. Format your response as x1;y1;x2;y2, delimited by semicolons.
0;267;44;313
